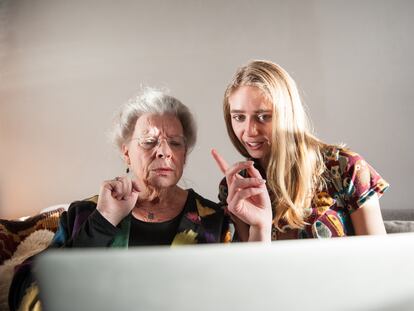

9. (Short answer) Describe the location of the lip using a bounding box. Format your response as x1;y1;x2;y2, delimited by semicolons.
152;167;174;174
244;141;266;150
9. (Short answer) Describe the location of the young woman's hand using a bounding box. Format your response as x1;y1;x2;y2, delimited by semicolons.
212;149;272;242
96;176;140;226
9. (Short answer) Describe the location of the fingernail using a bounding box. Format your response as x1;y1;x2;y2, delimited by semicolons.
259;179;266;183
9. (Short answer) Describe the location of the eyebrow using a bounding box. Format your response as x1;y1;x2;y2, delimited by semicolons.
138;132;184;138
230;109;272;113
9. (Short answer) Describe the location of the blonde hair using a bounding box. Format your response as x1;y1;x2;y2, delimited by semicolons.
223;60;328;230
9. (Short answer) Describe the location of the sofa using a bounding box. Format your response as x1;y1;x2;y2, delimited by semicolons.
0;207;66;311
381;209;414;233
0;206;413;310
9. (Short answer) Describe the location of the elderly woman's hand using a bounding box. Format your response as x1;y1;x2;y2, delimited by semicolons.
96;176;140;226
212;149;273;242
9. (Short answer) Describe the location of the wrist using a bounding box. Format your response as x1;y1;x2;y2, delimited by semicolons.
96;207;123;227
248;224;272;242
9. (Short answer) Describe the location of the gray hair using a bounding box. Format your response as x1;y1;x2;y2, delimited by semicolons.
111;88;197;153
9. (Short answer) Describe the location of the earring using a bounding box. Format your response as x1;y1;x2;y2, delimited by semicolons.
126;167;130;174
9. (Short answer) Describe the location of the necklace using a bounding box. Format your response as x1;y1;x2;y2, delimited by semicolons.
132;188;187;222
133;207;162;222
147;212;155;220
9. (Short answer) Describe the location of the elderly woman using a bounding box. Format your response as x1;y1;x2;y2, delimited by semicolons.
48;88;233;248
10;88;268;311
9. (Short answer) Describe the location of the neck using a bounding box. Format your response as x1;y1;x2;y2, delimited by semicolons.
133;185;187;222
138;185;181;206
259;156;269;170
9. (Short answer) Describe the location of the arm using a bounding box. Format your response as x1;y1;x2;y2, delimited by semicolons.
64;175;139;247
337;149;389;236
350;193;386;235
60;206;122;248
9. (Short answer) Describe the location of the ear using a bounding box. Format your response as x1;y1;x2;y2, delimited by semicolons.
122;144;131;166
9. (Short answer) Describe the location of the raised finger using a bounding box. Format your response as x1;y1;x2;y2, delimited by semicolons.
246;163;264;179
211;149;229;174
211;149;238;190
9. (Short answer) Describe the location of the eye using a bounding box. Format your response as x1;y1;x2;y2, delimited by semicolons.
257;114;272;123
143;138;157;144
168;137;185;148
140;138;158;149
232;114;246;122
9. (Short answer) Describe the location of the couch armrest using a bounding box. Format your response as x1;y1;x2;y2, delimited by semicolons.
381;208;414;221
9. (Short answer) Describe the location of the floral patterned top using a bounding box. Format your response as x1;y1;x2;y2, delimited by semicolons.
218;147;389;239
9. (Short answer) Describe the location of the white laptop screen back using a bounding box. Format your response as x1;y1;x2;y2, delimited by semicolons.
35;233;414;311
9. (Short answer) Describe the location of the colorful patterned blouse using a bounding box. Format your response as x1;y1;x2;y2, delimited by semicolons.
218;147;389;239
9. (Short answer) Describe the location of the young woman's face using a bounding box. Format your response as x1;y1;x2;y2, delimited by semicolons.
229;86;273;166
123;113;186;190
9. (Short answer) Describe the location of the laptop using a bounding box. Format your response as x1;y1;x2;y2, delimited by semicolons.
34;233;414;311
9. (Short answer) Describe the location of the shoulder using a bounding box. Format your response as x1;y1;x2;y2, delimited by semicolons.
68;195;98;211
322;145;361;163
53;195;100;242
322;145;385;176
322;145;371;176
321;146;389;209
188;189;222;211
188;189;224;217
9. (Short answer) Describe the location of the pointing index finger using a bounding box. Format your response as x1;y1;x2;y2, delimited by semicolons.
211;149;229;174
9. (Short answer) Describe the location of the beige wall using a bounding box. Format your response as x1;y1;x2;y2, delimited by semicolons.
0;0;413;218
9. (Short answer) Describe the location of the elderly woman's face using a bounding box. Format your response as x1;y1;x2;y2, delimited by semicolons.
123;113;186;190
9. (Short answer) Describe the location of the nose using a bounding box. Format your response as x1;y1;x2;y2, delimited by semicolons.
246;117;259;137
155;139;172;159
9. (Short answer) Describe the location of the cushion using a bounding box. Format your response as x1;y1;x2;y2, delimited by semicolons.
0;230;55;311
382;209;414;221
0;208;64;265
384;220;414;234
0;208;64;311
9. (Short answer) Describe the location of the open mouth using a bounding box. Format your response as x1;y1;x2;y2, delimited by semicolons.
244;141;266;150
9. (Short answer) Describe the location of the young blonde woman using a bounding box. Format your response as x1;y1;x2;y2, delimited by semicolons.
212;60;389;241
